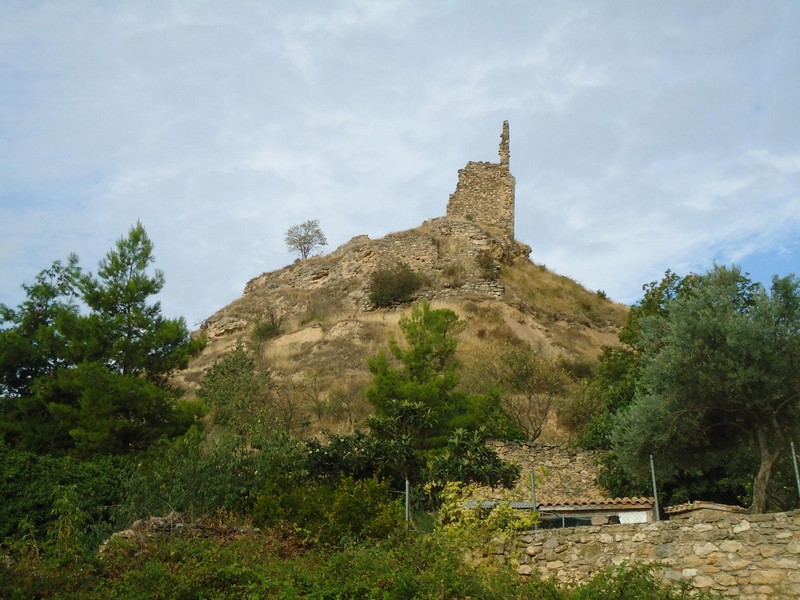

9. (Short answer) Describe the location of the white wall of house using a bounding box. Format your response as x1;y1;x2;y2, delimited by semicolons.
619;510;651;524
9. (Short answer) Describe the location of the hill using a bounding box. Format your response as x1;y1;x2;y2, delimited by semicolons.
174;122;628;440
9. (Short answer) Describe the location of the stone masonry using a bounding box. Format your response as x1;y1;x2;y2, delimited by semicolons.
200;122;530;339
480;442;606;503
493;510;800;599
446;121;516;241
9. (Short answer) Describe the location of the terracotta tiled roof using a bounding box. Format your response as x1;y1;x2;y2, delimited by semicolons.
537;497;654;509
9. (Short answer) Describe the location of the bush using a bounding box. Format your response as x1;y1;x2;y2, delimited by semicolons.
305;431;418;487
91;529;564;599
251;307;283;344
433;481;537;546
196;342;271;435
0;447;129;546
570;561;720;599
115;428;305;524
426;429;521;493
557;380;604;438
369;263;422;307
2;523;723;599
476;250;498;280
252;476;403;546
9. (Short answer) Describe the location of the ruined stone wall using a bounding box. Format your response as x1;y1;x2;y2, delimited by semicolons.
446;121;515;241
483;442;606;503
237;217;524;320
496;510;800;599
240;229;442;314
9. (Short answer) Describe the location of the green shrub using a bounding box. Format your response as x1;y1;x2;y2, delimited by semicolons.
251;316;282;342
115;428;305;524
432;481;537;547
476;250;498;280
0;447;129;546
2;526;723;599
305;431;418;486
197;342;270;435
557;380;604;438
559;356;596;380
368;263;422;307
425;428;521;493
253;476;403;546
570;561;721;599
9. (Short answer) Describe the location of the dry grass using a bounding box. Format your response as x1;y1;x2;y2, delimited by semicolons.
501;260;627;330
175;252;630;441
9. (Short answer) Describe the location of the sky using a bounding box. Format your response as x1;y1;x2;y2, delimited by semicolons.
1;1;799;328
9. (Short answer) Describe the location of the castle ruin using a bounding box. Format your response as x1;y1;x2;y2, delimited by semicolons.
446;120;516;241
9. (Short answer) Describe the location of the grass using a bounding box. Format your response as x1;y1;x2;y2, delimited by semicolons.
501;260;627;331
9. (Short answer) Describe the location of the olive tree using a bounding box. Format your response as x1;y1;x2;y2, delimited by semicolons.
610;265;800;513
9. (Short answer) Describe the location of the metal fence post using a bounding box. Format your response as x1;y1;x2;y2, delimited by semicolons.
791;441;800;506
530;467;538;529
405;479;410;531
650;454;660;521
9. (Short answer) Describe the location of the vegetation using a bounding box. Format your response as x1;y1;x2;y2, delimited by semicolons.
367;302;523;449
0;447;128;545
0;222;203;456
368;262;423;307
1;221;793;596
250;305;284;350
2;523;723;599
476;249;498;280
500;259;627;332
585;266;800;513
470;339;568;441
285;218;327;260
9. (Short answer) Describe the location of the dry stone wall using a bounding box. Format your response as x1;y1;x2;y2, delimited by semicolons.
483;442;606;503
498;510;800;599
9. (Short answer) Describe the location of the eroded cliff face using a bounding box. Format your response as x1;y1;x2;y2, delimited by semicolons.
206;216;530;336
178;216;536;389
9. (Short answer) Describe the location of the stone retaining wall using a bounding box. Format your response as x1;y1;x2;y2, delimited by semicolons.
502;510;800;599
483;442;605;503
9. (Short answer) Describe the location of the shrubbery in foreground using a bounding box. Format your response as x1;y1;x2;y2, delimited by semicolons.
1;523;720;600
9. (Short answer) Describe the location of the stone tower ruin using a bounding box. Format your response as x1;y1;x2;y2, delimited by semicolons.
445;121;515;240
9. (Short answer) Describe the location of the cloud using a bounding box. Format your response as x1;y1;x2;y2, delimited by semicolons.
1;1;798;326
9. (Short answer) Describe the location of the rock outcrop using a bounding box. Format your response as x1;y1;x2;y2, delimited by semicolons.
176;124;626;420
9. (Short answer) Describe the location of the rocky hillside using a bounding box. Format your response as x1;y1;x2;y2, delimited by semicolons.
174;123;628;439
175;218;625;434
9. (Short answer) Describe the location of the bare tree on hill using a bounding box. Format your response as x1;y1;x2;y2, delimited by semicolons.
285;219;327;260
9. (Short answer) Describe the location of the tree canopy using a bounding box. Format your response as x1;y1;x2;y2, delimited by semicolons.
0;222;202;456
285;219;327;260
607;265;800;513
366;302;519;450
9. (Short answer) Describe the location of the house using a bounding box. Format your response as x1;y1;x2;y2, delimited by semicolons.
536;496;656;525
